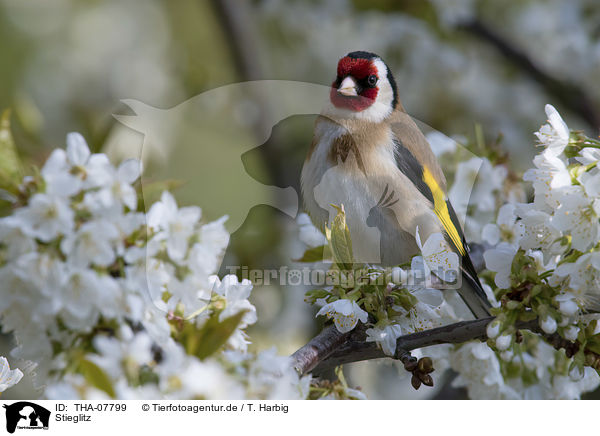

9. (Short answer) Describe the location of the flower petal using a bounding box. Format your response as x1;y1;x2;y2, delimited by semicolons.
66;132;91;165
118;159;142;184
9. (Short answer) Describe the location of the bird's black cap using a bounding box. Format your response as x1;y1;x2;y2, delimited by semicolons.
345;51;398;109
346;51;379;60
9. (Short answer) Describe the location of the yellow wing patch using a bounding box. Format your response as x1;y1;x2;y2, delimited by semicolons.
422;166;465;256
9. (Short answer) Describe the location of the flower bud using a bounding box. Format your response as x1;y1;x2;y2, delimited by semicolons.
411;374;421;390
486;320;501;339
496;334;512;351
530;284;543;297
417;357;433;373
418;373;434;387
500;350;514;362
563;325;579;341
558;299;579;316
585;353;596;367
506;300;521;310
569;365;584;381
540;316;557;334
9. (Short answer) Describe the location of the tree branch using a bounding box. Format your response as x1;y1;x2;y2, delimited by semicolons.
210;0;293;190
292;317;486;376
291;316;546;377
290;241;588;377
291;324;352;375
291;244;497;376
457;18;600;131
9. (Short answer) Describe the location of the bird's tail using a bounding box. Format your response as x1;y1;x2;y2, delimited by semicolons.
457;255;492;319
458;270;492;318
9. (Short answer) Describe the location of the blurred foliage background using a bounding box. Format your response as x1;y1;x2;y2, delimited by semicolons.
1;0;599;399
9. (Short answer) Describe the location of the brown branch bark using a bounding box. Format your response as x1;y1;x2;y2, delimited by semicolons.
291;317;546;377
290;324;352;375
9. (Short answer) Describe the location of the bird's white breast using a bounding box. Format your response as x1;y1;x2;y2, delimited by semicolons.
301;120;442;265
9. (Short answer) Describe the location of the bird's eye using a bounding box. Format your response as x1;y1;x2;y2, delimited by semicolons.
367;75;377;86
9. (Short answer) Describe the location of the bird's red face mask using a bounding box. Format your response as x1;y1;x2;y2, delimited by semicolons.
330;56;379;112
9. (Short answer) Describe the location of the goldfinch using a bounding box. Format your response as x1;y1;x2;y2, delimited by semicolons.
301;51;491;319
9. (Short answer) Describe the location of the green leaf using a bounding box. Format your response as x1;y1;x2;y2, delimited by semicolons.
585;320;598;337
517;311;537;322
180;310;247;360
585;337;600;355
572;348;586;369
329;204;354;270
304;288;331;303
391;288;418;311
0;110;24;195
294;244;331;263
78;358;116;398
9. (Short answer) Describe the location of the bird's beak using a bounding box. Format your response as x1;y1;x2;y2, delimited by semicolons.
337;76;358;96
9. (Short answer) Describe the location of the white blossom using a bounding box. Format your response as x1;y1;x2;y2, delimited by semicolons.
0;356;23;392
92;327;153;377
535;104;570;156
483;242;517;289
0;216;36;258
415;228;459;283
243;348;311;400
1;131;312;401
15;193;74;242
60;220;119;267
578;169;600;200
366;324;403;356
83;159;142;215
187;217;229;276
450;157;505;215
577;147;600;166
42;132;112;196
482;203;523;247
147;191;201;263
316;299;368;333
523;151;571;212
425;131;458;156
450;342;519;400
551;188;599;251
210;275;255;321
6;107;600;401
554;252;600;310
516;205;563;258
